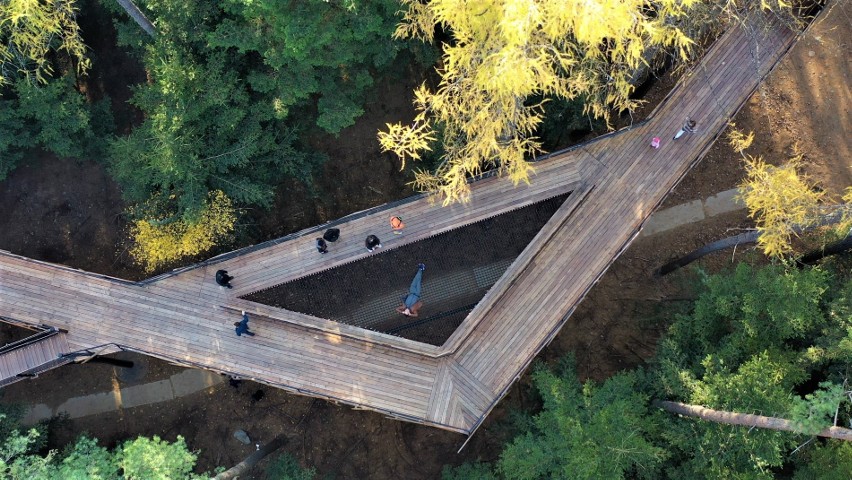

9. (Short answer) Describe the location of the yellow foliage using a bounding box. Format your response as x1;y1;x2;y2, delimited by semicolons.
385;0;797;204
378;120;436;170
726;124;754;153
739;154;823;258
383;0;704;204
0;0;90;86
130;191;236;272
736;129;852;258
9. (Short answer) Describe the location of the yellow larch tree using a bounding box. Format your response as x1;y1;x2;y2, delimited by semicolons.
0;0;89;86
379;0;699;204
731;127;852;258
130;190;237;273
380;0;799;205
739;153;823;258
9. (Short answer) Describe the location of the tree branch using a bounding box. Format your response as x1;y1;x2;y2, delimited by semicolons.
213;434;288;480
115;0;157;38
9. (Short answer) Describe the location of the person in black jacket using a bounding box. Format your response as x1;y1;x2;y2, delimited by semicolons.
673;118;697;140
323;228;340;242
215;269;234;289
234;311;255;337
365;235;382;252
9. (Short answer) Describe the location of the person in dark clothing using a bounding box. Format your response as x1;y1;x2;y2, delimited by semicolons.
215;270;234;288
316;238;328;254
234;310;255;337
365;234;382;252
323;228;340;242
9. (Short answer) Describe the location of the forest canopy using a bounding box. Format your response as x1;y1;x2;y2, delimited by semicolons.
444;262;852;479
380;0;798;204
0;0;800;269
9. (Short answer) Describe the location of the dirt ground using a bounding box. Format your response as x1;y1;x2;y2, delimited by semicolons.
0;2;849;478
663;1;851;207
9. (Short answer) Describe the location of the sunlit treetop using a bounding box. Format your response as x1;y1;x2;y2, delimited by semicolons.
0;0;89;87
731;127;852;259
381;0;793;204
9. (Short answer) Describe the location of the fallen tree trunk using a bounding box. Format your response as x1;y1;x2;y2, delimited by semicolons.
655;231;758;276
656;207;852;276
796;232;852;266
213;434;288;480
654;400;852;441
116;0;157;38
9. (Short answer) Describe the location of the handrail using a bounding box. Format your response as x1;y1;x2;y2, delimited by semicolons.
0;327;59;355
219;304;442;356
437;183;594;357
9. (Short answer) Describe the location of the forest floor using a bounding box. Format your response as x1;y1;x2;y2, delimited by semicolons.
0;2;849;478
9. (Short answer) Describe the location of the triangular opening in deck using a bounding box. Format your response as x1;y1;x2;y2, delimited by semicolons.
241;193;571;346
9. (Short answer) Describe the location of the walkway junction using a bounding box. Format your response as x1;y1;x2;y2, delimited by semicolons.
0;13;799;437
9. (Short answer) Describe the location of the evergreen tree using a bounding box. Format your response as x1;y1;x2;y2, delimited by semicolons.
498;361;665;480
445;263;852;479
653;263;852;478
209;0;404;134
0;75;97;180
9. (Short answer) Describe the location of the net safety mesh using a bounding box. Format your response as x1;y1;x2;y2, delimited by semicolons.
244;193;570;346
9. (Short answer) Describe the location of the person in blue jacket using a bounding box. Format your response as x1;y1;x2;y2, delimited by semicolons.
234;311;255;337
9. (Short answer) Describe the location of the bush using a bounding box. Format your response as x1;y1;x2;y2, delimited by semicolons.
129;190;236;272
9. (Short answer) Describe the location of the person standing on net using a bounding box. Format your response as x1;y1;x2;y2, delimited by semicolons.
234;311;255;337
365;234;382;252
673;118;697;140
396;263;426;317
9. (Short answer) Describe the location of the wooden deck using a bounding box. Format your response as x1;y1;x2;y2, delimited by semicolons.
0;330;70;387
0;13;798;434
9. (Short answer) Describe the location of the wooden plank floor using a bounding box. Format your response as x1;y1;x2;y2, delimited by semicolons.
0;333;69;382
0;12;798;434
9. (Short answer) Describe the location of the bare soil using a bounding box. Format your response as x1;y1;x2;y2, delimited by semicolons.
663;1;851;207
0;3;849;478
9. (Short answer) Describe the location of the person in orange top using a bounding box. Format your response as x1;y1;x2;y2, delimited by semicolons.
390;216;405;234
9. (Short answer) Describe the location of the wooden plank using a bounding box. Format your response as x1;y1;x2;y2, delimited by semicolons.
426;359;455;424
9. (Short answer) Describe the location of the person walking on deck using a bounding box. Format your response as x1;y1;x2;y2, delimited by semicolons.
316;238;328;254
673;118;697;140
215;270;234;289
365;234;382;252
234;311;255;337
396;263;426;317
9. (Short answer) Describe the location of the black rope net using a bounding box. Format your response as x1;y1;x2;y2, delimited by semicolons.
244;193;571;346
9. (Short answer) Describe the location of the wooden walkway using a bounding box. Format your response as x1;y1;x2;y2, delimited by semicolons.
0;13;798;434
0;329;70;387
